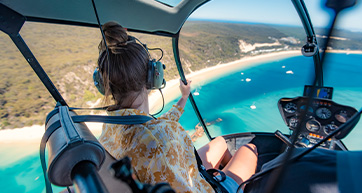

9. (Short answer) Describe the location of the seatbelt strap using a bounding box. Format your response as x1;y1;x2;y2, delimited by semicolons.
194;148;228;193
72;114;153;124
40;121;60;193
45;106;154;125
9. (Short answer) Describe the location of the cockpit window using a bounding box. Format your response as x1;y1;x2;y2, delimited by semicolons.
177;0;307;147
178;0;362;149
0;21;178;130
0;22;101;129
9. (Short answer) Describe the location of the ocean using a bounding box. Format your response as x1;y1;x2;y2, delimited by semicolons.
1;53;362;192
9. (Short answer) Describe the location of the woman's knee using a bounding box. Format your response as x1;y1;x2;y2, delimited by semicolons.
222;143;258;185
212;136;228;150
214;136;226;144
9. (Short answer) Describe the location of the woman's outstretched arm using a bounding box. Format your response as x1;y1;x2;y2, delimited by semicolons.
158;79;191;122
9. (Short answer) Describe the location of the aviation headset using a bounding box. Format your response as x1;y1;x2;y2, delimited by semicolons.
93;35;166;95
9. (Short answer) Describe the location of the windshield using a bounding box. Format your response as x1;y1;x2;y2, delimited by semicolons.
1;1;362;192
1;1;361;148
175;0;362;149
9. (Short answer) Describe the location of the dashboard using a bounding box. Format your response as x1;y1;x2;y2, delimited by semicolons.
278;96;358;149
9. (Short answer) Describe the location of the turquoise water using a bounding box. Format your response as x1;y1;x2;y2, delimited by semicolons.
1;53;362;192
174;53;362;149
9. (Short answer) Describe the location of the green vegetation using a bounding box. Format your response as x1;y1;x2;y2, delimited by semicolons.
0;22;101;129
178;21;302;73
0;21;361;129
315;28;362;50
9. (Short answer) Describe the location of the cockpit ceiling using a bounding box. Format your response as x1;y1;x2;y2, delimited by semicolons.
0;0;209;35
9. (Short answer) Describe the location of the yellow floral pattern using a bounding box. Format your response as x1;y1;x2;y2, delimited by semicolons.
99;105;214;193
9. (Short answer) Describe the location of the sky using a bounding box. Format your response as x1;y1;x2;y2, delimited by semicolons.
184;0;362;32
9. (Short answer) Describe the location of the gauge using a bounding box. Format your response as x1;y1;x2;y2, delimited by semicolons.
284;102;297;113
288;116;299;129
335;110;348;123
306;119;321;132
300;105;313;113
324;124;338;135
316;107;332;120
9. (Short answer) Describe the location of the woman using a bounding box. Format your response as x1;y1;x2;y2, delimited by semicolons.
98;21;258;193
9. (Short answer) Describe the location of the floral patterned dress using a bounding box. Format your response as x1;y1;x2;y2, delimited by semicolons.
99;105;214;193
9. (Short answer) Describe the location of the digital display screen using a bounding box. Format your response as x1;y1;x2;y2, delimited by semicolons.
303;85;333;99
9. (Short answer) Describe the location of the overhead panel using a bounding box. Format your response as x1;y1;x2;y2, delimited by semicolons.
0;0;209;34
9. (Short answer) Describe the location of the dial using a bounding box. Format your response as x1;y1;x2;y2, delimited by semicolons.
288;116;299;129
316;107;332;120
324;124;338;135
335;110;348;123
284;102;297;113
300;105;313;113
306;119;321;132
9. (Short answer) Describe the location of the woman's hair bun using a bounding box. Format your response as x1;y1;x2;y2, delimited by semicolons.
98;21;129;53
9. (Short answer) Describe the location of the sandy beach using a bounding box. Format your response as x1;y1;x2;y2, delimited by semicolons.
1;49;358;164
325;50;362;54
149;50;301;112
149;49;362;111
0;122;104;166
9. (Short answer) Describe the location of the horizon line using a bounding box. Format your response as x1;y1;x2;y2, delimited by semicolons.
187;18;362;33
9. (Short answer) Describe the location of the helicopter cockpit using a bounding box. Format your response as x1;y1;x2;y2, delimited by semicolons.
1;0;362;193
278;91;359;150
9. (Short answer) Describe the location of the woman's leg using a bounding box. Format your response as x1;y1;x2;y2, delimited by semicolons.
222;143;258;186
197;136;232;170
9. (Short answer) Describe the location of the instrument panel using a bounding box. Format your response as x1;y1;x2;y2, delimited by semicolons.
278;97;358;149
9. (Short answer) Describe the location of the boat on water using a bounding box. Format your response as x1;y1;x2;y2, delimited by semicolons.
1;0;362;193
250;104;256;110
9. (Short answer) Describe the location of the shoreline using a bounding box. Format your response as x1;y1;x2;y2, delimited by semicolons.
2;49;361;143
324;50;362;54
149;49;362;111
149;50;301;111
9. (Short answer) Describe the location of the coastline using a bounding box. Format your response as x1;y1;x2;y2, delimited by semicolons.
0;122;104;167
148;49;362;111
325;50;362;54
149;50;301;111
4;49;360;142
1;49;360;160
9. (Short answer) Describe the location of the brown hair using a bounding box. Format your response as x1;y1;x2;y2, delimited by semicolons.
98;21;149;108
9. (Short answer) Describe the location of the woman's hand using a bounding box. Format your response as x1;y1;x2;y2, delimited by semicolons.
179;79;192;99
176;79;191;109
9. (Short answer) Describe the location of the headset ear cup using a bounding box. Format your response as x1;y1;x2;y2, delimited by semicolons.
146;60;154;89
146;60;166;90
93;67;105;95
153;61;165;89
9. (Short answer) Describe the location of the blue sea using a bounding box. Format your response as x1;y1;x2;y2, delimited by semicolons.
1;53;362;192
